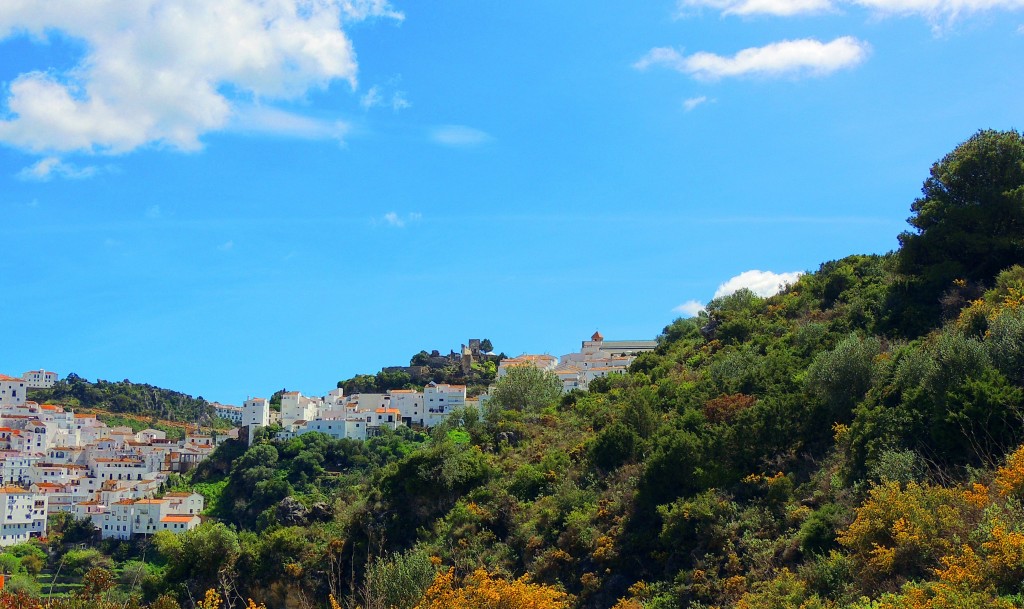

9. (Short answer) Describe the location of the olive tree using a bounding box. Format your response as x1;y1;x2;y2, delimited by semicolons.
487;364;562;413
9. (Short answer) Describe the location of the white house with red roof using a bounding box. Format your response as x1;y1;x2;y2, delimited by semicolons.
93;493;204;540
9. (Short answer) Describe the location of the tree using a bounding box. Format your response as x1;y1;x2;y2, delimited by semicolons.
898;130;1024;297
363;548;437;609
339;374;379;394
487;365;562;412
805;333;882;427
479;338;493;353
47;512;97;545
80;567;117;600
376;369;412;391
154;522;241;597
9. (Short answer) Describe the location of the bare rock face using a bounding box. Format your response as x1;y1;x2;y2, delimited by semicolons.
497;430;521;446
277;497;332;525
276;496;309;526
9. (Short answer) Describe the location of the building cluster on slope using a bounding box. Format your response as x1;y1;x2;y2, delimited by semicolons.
0;372;209;546
233;333;654;445
496;332;657;393
238;382;470;445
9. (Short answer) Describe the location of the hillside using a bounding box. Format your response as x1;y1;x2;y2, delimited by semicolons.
9;129;1024;609
28;374;213;425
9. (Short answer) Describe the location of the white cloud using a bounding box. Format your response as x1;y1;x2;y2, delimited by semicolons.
16;156;98;181
360;84;411;111
340;0;405;21
218;240;235;251
146;205;162;219
360;86;384;109
852;0;1024;19
0;0;401;154
381;211;422;228
683;96;711;111
714;269;804;298
635;37;870;80
431;125;493;147
677;0;833;16
677;0;1024;20
673;300;706;316
231;105;349;141
391;92;411;110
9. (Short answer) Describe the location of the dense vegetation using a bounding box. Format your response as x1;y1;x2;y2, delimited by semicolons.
15;129;1024;609
29;373;213;425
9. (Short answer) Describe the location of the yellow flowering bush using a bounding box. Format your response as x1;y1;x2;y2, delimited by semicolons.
413;567;571;609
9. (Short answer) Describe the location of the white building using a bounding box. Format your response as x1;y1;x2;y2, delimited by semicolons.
30;481;90;514
74;414;108;445
554;332;657;392
424;382;466;415
324;388;345;407
14;419;49;453
136;429;167;444
1;455;38;486
95;493;204;540
280;392;322;427
341;393;388;412
160;513;202;533
389;389;425;426
164;491;204;515
554;367;583;393
132;498;168;536
90;457;148;482
243;397;270;428
367;407;401;433
0;375;27;407
0;486;48;546
496;354;559;380
22;370;58;389
98;499;136;540
294;418;371;441
212;403;243;426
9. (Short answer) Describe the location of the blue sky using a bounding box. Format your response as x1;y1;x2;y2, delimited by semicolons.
1;0;1021;403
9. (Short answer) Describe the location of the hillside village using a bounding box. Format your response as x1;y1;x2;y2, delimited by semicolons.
236;332;655;442
0;372;209;545
0;331;653;548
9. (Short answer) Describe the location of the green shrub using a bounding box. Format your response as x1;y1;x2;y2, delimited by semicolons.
798;504;848;555
61;548;113;576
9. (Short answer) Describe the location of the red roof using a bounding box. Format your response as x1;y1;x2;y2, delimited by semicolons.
161;515;196;523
